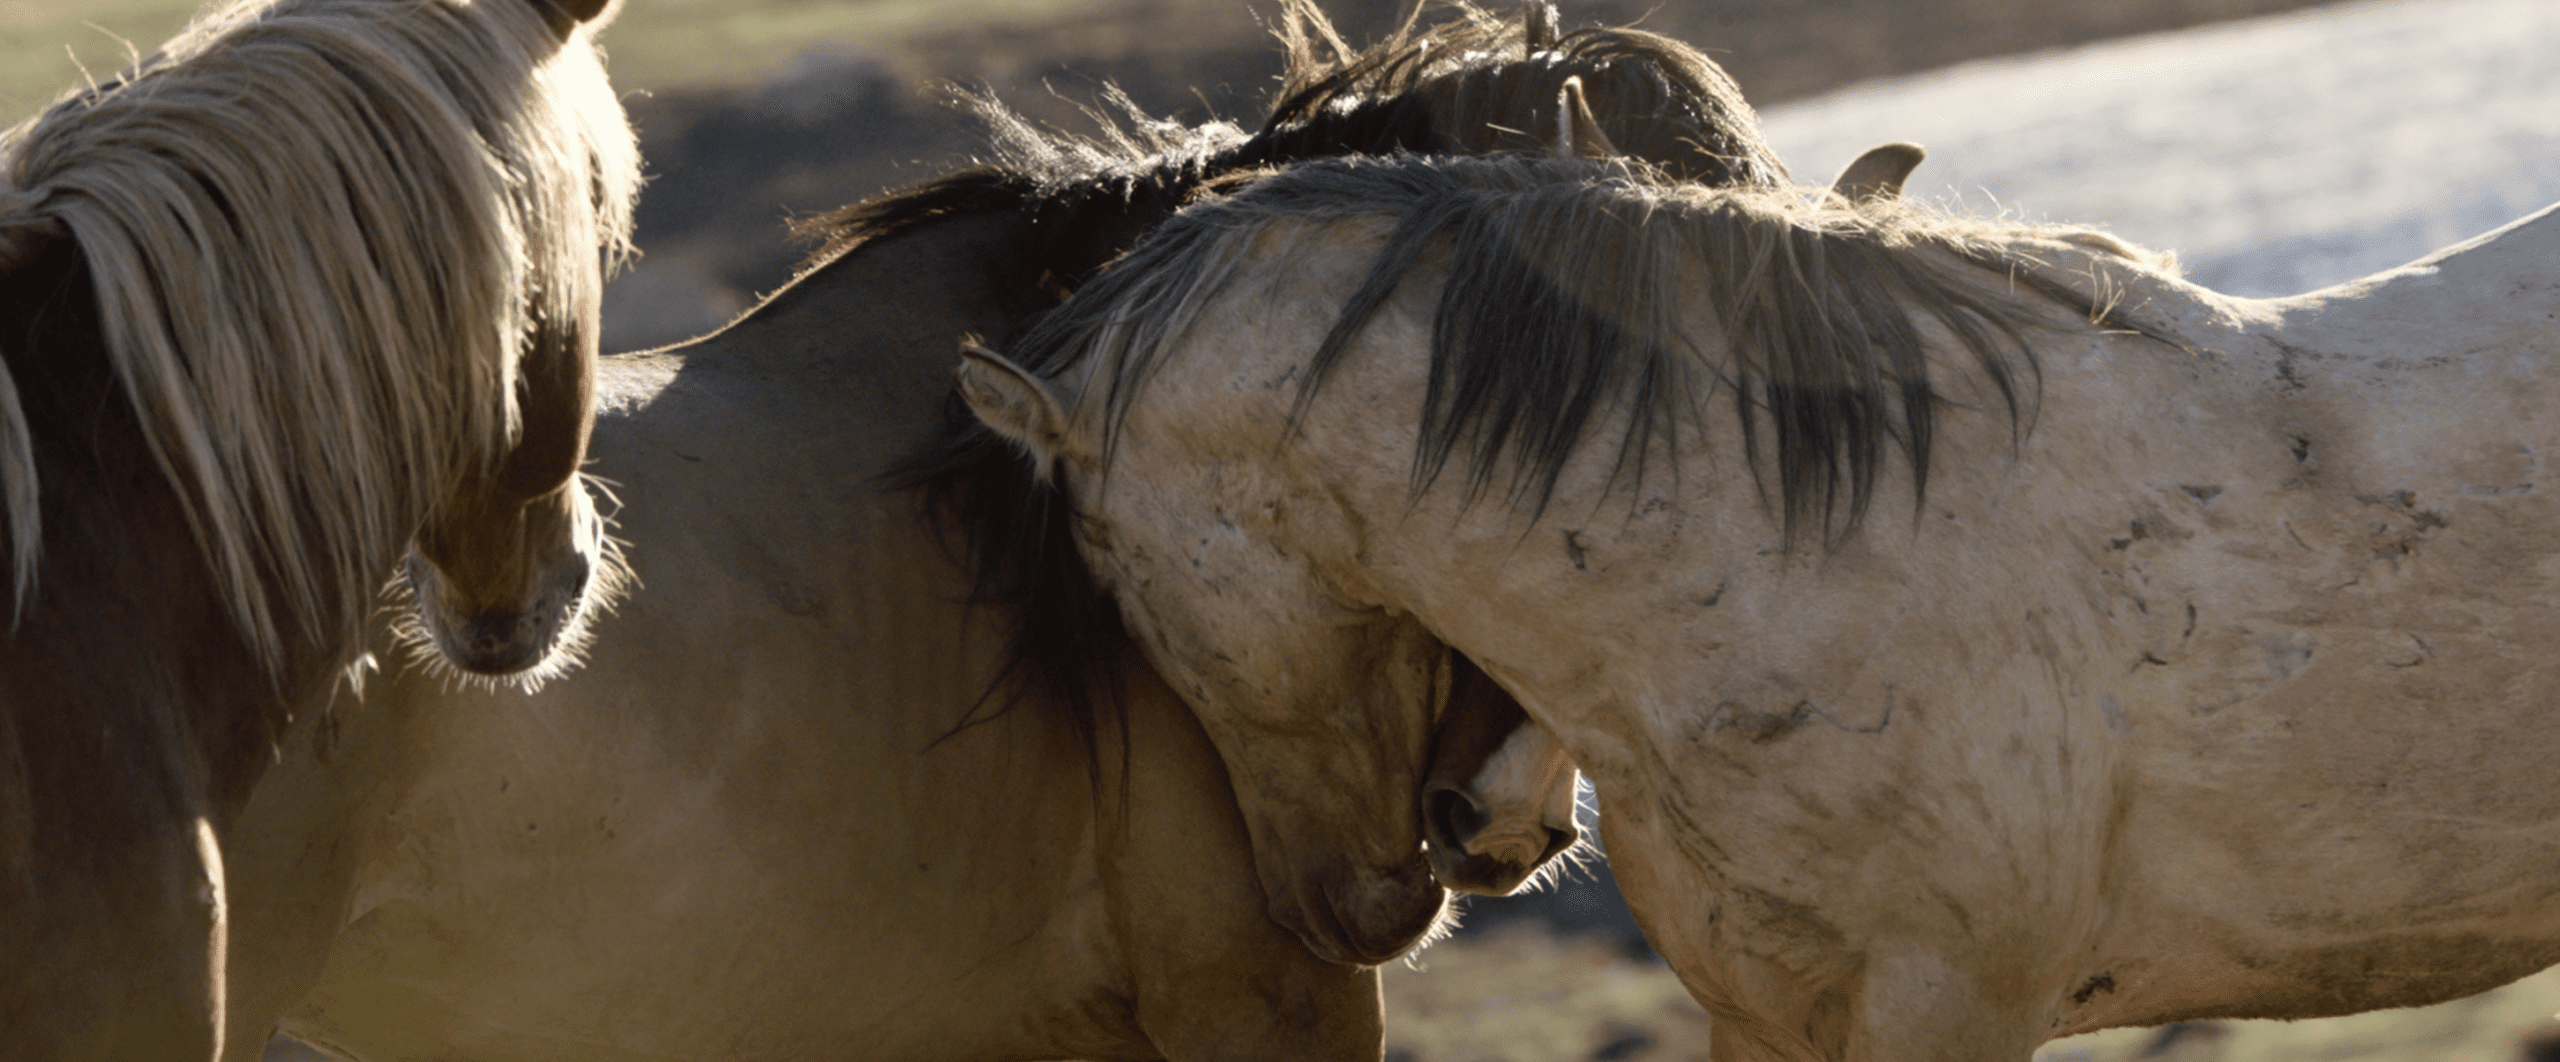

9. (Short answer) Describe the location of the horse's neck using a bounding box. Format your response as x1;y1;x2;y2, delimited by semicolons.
2255;201;2560;362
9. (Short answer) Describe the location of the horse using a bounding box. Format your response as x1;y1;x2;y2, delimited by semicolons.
0;0;637;1055
955;149;2560;1061
210;6;1801;1059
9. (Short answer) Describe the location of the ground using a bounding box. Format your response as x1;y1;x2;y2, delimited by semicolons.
1383;928;2560;1062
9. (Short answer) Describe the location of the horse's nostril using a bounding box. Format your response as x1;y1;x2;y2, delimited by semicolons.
1426;787;1489;849
466;614;520;655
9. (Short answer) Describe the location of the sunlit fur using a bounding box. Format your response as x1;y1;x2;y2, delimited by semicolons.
1000;153;2180;544
0;0;638;672
385;474;635;692
1420;778;1603;966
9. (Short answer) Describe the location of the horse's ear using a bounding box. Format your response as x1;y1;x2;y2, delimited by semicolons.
0;214;69;280
1551;77;1619;160
530;0;618;40
1829;142;1926;204
956;340;1084;476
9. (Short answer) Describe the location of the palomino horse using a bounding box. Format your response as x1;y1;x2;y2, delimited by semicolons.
0;0;636;1056
215;7;1790;1059
959;149;2560;1060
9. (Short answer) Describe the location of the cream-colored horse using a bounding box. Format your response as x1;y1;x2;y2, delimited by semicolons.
959;151;2560;1061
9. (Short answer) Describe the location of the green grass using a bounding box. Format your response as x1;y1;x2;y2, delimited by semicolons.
0;0;1115;125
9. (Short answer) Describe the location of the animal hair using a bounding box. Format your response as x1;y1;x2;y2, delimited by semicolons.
383;474;637;695
0;0;639;670
1260;0;1787;189
864;1;1796;775
805;1;1788;276
1003;152;2183;548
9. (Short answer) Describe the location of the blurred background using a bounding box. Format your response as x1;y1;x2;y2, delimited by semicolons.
0;0;2425;352
13;0;2560;1057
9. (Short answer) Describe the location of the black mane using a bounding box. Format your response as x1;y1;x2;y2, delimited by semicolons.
861;1;1791;763
1009;155;2171;557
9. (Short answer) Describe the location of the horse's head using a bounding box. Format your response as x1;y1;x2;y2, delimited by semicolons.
0;0;634;1051
956;330;1452;965
398;292;622;682
939;75;1687;962
899;5;1807;966
398;0;637;683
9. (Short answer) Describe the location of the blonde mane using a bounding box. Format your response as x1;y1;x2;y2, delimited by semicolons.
1002;153;2182;545
0;0;638;670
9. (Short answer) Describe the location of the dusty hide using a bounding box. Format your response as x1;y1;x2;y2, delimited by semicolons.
957;149;2560;1061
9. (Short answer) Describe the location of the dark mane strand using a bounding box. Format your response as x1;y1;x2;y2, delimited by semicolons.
1257;0;1788;189
864;2;1794;775
1283;157;2155;546
1006;155;2180;555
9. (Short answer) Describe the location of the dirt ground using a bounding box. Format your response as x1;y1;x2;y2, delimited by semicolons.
1383;927;2560;1062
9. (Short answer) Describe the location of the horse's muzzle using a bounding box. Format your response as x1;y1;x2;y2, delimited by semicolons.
1271;856;1447;967
1423;783;1579;896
